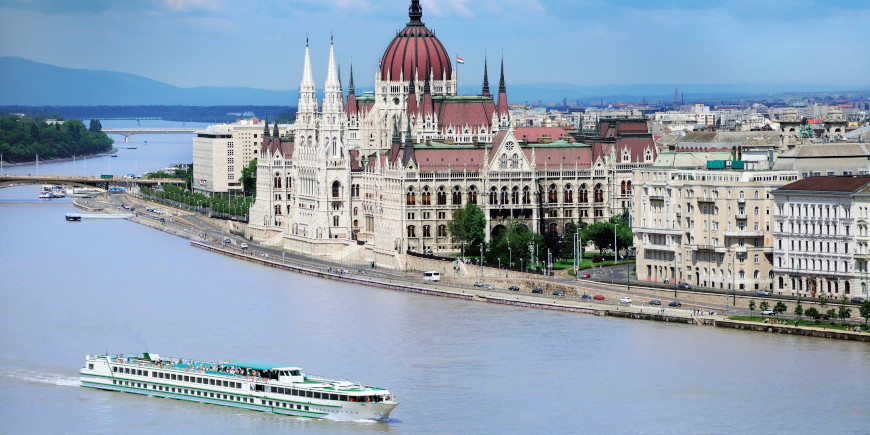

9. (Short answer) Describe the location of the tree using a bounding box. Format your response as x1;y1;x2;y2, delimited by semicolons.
486;219;544;266
447;203;486;257
748;300;756;316
794;301;803;321
774;301;787;315
561;221;581;259
583;221;615;254
759;301;769;313
819;293;828;313
89;119;102;132
805;307;819;320
240;158;257;197
837;295;852;325
826;308;836;320
861;300;870;325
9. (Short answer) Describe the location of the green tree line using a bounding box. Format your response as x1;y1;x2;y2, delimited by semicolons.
0;115;113;163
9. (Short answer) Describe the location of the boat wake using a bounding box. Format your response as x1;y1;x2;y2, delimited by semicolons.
5;369;80;387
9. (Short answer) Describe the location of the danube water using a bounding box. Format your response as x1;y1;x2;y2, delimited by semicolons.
1;122;869;434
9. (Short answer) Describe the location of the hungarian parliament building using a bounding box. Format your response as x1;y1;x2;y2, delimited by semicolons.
248;1;656;268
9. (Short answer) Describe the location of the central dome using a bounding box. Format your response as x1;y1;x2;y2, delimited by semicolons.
379;1;452;82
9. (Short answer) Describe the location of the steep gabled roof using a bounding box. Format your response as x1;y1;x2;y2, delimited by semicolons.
776;176;870;193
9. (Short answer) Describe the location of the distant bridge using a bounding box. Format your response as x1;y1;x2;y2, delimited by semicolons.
0;174;185;190
102;127;198;138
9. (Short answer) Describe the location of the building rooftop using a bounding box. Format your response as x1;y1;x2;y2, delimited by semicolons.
775;176;870;193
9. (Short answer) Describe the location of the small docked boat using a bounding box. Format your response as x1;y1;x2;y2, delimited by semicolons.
65;213;82;221
80;353;398;421
38;187;52;199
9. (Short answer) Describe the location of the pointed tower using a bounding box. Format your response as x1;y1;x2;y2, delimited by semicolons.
482;56;491;98
296;38;318;156
272;114;279;138
496;57;510;129
321;36;345;159
263;113;270;138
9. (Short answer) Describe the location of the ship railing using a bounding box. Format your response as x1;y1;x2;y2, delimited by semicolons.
106;354;267;381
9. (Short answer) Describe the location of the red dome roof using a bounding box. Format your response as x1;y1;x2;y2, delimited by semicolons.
379;5;452;82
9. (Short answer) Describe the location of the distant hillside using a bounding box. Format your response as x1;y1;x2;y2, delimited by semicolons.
0;57;296;106
2;57;866;107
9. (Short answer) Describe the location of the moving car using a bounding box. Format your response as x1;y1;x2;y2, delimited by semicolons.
474;281;484;287
851;297;866;304
532;288;543;294
677;283;692;290
581;294;593;300
508;285;520;291
552;290;565;297
593;294;605;300
648;300;661;305
579;272;592;279
757;290;771;296
761;309;775;315
240;243;248;250
620;297;632;304
482;283;495;290
668;301;682;307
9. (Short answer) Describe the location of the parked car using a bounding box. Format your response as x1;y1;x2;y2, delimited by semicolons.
677;283;692;290
668;301;682;307
579;272;592;279
761;309;775;315
819;313;831;320
851;297;866;304
581;294;593;300
620;297;632;304
532;288;543;294
240;243;248;250
593;294;605;300
508;285;520;292
553;290;565;297
483;283;495;290
473;281;484;287
757;290;771;296
648;300;662;305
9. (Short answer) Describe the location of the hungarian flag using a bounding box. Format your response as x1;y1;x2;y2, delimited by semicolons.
456;57;465;64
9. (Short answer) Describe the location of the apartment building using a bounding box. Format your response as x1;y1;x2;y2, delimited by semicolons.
192;117;292;194
633;162;798;291
771;176;870;300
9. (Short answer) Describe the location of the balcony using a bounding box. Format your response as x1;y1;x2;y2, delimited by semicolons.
734;246;748;253
644;243;675;251
724;229;764;237
697;197;715;203
735;213;747;220
737;198;746;204
649;195;665;201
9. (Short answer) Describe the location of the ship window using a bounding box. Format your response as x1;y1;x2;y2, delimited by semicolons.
340;395;347;401
184;376;189;382
291;389;298;395
89;364;94;370
171;374;176;380
137;370;142;376
222;381;228;387
306;391;312;398
305;406;309;411
152;372;157;377
314;392;321;399
330;394;338;400
210;379;215;385
113;367;117;372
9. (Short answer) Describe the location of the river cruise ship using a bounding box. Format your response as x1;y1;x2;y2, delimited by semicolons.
80;353;398;421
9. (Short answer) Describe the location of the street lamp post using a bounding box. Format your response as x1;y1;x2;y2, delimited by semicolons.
480;243;484;277
509;246;512;269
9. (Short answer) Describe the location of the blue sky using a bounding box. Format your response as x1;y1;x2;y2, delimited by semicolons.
0;0;868;91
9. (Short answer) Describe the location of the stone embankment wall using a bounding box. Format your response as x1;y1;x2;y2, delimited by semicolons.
712;319;870;342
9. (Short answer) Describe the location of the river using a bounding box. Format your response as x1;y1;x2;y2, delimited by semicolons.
0;121;868;434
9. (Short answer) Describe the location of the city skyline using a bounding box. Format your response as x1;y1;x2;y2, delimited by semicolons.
0;0;868;92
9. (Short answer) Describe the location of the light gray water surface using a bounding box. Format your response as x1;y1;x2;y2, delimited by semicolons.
0;123;868;434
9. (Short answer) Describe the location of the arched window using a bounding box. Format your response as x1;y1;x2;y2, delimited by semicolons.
423;225;431;237
621;181;626;195
500;186;509;205
468;185;478;204
422;186;431;205
438;225;447;237
406;186;416;205
511;186;519;204
548;184;558;203
332;181;341;198
511;153;519;169
594;184;603;203
753;270;760;279
489;186;498;205
353;219;358;228
499;154;508;169
564;184;573;203
437;186;447;205
407;225;416;237
580;184;588;203
333;216;339;227
452;186;462;205
522;186;531;205
738;269;746;279
353;207;358;216
274;173;282;189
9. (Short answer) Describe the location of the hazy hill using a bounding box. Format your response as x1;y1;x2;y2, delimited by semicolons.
0;57;295;106
2;57;865;107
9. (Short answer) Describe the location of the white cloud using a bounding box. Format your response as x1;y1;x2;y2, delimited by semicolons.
162;0;222;13
422;0;473;18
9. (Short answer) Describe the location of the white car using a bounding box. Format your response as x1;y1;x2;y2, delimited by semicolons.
761;309;775;315
620;297;632;304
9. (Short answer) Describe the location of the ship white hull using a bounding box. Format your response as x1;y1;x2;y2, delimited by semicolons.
79;355;397;422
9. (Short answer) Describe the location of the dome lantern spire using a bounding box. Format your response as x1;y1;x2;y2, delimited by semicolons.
408;0;423;25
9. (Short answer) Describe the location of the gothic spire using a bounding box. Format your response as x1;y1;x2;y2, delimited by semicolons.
408;0;423;25
482;55;491;97
273;114;279;138
325;37;338;87
301;39;314;89
423;59;431;94
498;56;506;94
392;118;401;145
263;113;270;137
348;62;355;95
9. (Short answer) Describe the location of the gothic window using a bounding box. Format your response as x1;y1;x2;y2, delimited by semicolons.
422;186;431;205
353;207;358;216
522;186;531;205
626;181;632;195
452;186;462;205
500;186;509;205
423;225;431;238
548;184;558;204
333;216;339;227
332;181;341;198
511;153;519;169
620;181;626;195
274;173;282;189
580;184;588;203
406;186;416;205
353;219;359;228
594;184;603;203
407;225;416;237
499;154;508;169
564;184;573;203
468;185;478;204
438;225;447;237
511;186;519;204
437;186;447;205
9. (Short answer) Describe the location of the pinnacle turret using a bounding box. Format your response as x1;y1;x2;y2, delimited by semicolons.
408;0;423;25
482;56;491;97
263;113;270;137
